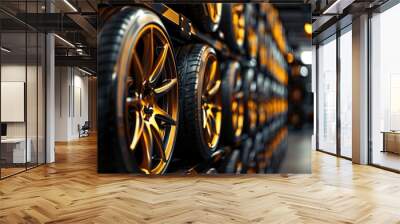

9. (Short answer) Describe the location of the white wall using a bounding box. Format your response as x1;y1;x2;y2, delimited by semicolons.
55;66;69;141
54;66;89;141
1;63;46;164
1;65;38;138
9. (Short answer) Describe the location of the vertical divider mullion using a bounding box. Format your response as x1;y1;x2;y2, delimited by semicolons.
44;0;48;164
36;0;39;167
25;0;28;171
0;25;2;179
316;44;320;150
367;11;372;165
336;27;341;157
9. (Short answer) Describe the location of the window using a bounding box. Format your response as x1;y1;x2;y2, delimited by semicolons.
339;28;352;158
370;3;400;171
317;37;337;154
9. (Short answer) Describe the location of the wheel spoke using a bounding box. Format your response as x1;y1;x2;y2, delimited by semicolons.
140;123;153;174
143;27;155;75
154;105;176;126
207;80;221;97
207;111;218;135
132;52;145;82
210;104;222;114
149;44;168;84
154;78;177;97
151;124;166;162
130;111;144;151
232;101;238;113
205;118;213;139
206;60;218;90
202;107;208;129
234;79;242;92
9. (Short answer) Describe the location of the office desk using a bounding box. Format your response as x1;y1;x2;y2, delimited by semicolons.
1;138;31;163
382;131;400;154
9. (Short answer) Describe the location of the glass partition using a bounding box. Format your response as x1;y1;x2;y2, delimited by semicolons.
370;3;400;171
339;28;352;158
317;36;337;154
0;0;46;179
1;26;28;178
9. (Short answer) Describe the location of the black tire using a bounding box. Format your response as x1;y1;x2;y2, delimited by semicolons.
176;44;222;162
224;149;241;173
242;68;258;135
239;138;253;173
244;4;258;60
221;61;244;144
254;132;265;154
220;4;246;53
98;7;179;174
256;74;266;128
257;20;267;69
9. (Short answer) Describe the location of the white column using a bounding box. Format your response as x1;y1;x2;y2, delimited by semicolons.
46;32;55;163
312;45;317;150
352;14;369;164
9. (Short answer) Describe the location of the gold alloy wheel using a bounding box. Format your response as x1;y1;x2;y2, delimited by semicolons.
247;27;258;59
232;4;245;48
244;4;258;59
231;72;244;138
122;24;178;174
201;54;222;149
206;3;222;24
248;85;258;132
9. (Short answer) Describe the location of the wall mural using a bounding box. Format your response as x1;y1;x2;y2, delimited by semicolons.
97;3;312;174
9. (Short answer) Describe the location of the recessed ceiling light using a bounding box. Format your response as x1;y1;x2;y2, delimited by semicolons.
300;66;309;77
300;51;312;65
304;23;312;36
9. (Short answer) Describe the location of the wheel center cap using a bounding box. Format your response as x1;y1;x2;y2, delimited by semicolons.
143;106;154;115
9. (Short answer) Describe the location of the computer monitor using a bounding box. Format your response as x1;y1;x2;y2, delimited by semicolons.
1;123;7;137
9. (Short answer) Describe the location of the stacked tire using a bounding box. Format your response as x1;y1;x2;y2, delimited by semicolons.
98;3;289;174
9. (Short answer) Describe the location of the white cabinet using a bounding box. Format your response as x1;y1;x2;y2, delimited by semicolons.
1;138;32;163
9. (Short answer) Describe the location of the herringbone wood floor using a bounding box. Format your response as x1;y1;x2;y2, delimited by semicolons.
1;135;400;223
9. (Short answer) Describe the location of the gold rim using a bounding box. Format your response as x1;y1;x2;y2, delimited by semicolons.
201;54;222;149
123;24;178;174
231;71;244;138
206;3;222;24
232;4;245;47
